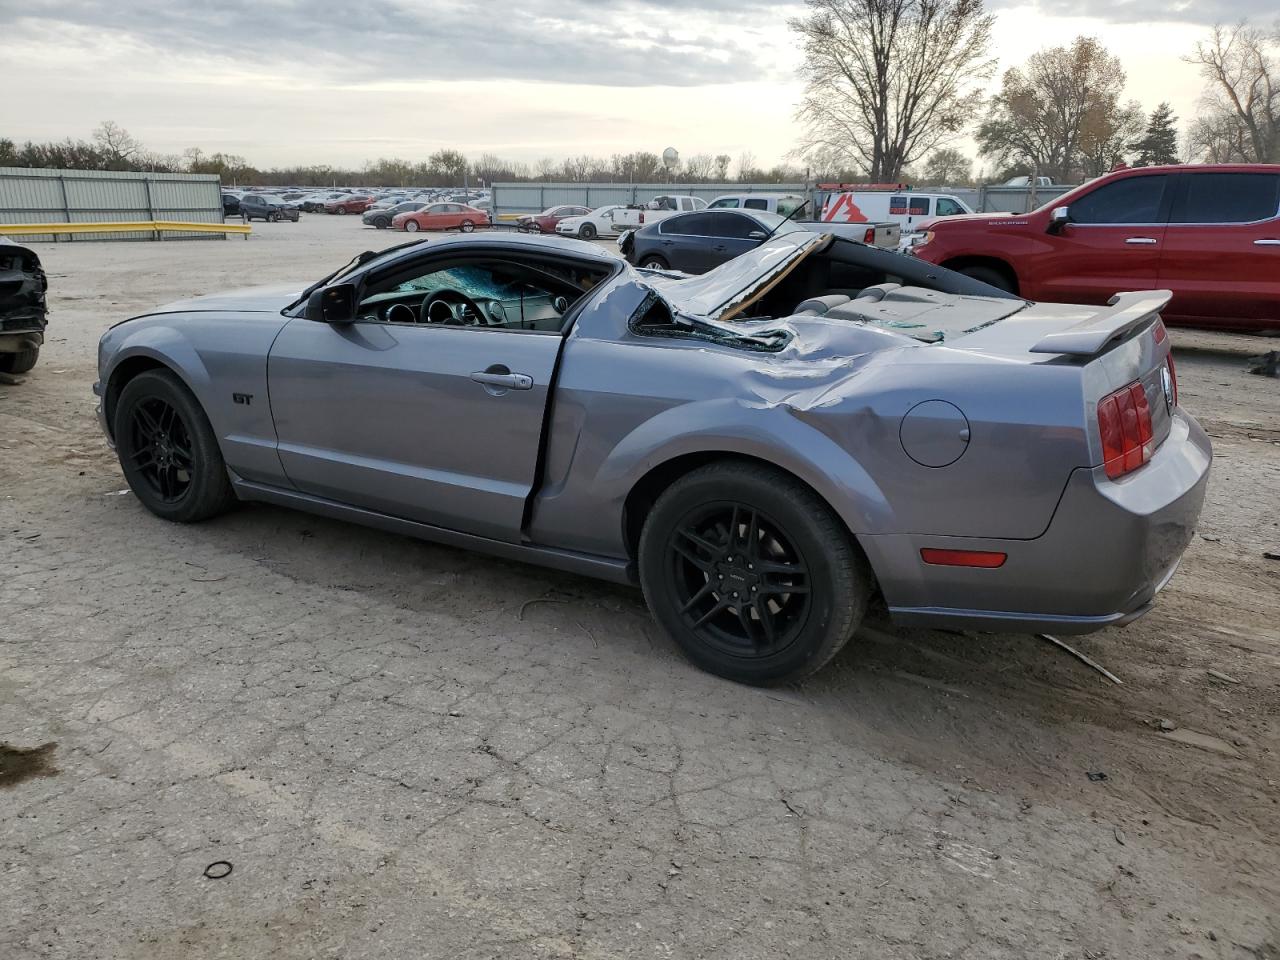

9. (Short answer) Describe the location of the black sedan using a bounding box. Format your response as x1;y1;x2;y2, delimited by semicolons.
239;194;300;223
363;201;427;229
621;210;805;274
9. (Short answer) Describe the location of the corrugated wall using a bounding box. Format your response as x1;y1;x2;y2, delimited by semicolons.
492;182;806;217
0;167;224;241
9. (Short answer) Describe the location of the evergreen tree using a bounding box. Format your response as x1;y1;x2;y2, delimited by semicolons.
1132;103;1181;166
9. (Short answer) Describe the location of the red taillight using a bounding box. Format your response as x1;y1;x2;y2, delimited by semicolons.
1098;380;1155;479
639;212;646;224
920;548;1007;568
1152;320;1167;344
863;226;875;244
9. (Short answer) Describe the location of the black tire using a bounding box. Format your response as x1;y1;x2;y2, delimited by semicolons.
460;219;475;233
0;347;39;374
579;222;597;241
957;265;1015;293
268;211;279;222
638;461;869;685
336;206;348;215
374;218;389;229
405;220;420;233
639;255;668;270
113;369;235;523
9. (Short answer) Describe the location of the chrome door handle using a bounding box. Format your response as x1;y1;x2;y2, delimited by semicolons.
1125;237;1158;245
1254;238;1280;246
470;371;533;390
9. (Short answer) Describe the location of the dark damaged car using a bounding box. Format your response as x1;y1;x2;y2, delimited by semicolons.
0;239;48;374
93;232;1210;685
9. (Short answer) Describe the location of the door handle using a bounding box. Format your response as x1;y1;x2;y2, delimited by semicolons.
713;244;727;251
470;369;533;391
1254;238;1280;246
1125;237;1158;245
661;239;674;246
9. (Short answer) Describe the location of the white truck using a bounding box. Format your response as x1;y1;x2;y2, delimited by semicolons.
817;186;973;251
606;195;707;231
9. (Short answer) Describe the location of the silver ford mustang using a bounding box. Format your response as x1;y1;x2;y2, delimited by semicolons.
95;232;1211;684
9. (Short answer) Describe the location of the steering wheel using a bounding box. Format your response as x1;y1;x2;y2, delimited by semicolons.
420;288;483;326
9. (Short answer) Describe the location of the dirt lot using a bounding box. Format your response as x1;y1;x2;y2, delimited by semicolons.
2;215;1278;959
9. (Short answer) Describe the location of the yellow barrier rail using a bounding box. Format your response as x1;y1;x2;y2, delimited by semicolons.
0;220;251;238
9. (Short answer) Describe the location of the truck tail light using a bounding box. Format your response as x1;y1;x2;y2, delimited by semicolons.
1098;381;1155;479
863;226;875;244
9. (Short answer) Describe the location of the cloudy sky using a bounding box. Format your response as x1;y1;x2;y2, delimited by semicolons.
0;0;1267;173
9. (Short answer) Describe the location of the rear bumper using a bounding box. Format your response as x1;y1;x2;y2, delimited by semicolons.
862;410;1212;636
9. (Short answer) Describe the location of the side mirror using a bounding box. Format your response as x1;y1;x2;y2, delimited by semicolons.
306;282;357;323
748;230;768;240
1048;205;1070;233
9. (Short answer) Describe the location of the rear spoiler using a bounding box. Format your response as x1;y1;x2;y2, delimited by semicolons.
1029;290;1171;356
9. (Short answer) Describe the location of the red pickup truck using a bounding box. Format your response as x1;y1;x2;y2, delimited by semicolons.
912;164;1280;331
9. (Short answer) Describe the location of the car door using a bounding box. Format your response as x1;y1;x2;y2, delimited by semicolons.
1031;173;1170;304
266;256;579;542
1157;170;1280;327
704;212;769;268
654;213;718;273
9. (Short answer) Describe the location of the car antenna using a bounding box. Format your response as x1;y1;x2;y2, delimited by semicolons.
760;198;809;242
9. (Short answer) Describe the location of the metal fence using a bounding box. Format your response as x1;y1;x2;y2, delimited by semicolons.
492;180;1077;218
492;181;805;218
0;167;224;241
955;184;1076;213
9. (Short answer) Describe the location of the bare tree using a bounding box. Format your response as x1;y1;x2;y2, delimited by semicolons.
682;153;718;181
1185;22;1280;163
93;121;142;169
736;151;760;182
714;154;732;180
790;0;994;181
977;36;1129;182
533;157;559;181
921;147;971;184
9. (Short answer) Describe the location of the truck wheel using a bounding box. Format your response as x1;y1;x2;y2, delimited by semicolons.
579;222;597;240
113;369;235;524
0;347;39;374
639;461;870;685
958;265;1015;293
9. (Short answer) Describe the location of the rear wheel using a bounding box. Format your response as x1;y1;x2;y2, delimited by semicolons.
113;369;235;523
639;255;668;270
0;347;39;374
639;462;869;685
957;264;1015;293
336;206;348;215
579;222;597;240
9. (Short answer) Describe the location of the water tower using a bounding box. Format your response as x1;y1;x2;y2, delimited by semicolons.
662;147;679;181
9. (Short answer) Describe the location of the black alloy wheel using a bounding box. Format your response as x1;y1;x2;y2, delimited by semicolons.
665;502;812;660
114;369;235;522
639;461;869;685
579;222;597;240
126;395;195;504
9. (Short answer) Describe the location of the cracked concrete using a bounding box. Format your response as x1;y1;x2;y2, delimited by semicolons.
2;216;1278;959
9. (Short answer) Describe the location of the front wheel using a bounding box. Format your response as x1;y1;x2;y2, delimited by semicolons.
460;219;475;233
113;369;235;523
579;223;597;240
0;347;39;374
639;461;870;685
404;220;420;233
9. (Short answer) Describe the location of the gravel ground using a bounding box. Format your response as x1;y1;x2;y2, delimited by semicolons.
2;215;1278;959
